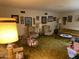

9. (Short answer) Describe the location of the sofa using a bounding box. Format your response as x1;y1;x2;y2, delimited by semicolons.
59;28;79;37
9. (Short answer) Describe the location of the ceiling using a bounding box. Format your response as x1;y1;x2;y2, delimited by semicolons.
0;0;79;12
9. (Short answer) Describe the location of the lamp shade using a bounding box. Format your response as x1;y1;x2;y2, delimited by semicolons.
0;18;18;44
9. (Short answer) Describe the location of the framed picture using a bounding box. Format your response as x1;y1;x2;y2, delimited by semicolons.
67;15;72;22
20;16;25;24
25;17;32;26
53;17;56;21
41;16;47;24
48;16;53;22
14;47;24;59
43;25;51;32
75;15;79;21
11;15;19;23
36;16;39;21
33;18;35;25
62;17;67;25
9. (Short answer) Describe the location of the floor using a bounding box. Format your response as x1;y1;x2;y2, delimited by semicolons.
18;36;70;59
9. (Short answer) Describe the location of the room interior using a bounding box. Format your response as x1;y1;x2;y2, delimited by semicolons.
0;0;79;59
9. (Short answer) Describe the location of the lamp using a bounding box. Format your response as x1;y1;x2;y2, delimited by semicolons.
0;18;18;59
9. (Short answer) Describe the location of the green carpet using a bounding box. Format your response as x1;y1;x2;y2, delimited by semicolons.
18;36;70;59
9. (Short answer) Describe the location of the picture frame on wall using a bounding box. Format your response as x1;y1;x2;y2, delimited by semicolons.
43;25;51;32
75;15;79;21
36;16;39;21
48;16;53;22
67;15;72;22
41;16;47;24
62;17;67;25
25;17;32;26
20;16;25;24
53;17;56;21
11;15;19;23
33;18;35;25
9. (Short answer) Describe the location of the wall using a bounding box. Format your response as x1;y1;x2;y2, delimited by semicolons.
60;11;79;30
0;6;59;35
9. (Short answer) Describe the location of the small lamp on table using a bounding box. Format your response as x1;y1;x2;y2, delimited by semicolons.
0;18;19;59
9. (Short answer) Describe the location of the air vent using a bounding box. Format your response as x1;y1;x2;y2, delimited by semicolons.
44;13;48;15
20;11;25;13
